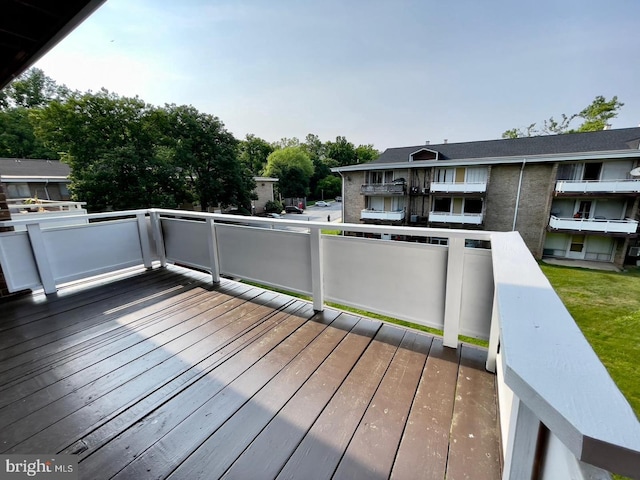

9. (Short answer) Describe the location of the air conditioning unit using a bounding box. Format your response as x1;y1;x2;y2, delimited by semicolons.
422;188;429;194
410;186;419;194
629;247;640;257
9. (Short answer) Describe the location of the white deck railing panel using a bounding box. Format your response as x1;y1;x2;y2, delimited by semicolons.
429;212;484;225
360;209;405;221
549;215;638;234
161;217;211;272
216;223;313;295
323;236;448;329
556;179;640;193
459;248;494;339
0;231;41;291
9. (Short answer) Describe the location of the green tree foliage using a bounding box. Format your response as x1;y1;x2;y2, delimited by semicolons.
238;134;274;175
264;146;314;179
325;136;356;167
0;69;69;158
163;105;255;211
502;96;624;138
354;144;379;163
315;175;341;199
31;90;184;211
278;166;310;198
0;107;57;158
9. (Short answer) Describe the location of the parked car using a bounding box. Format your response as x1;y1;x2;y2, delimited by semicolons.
335;196;342;202
285;205;304;214
315;201;329;207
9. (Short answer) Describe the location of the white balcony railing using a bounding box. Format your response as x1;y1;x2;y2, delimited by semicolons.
360;209;405;221
556;179;640;193
430;181;487;193
0;209;639;479
429;211;483;225
549;215;639;234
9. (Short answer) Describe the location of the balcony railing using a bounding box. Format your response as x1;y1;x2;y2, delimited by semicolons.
0;209;639;479
6;200;88;231
360;209;405;221
429;211;483;225
360;183;406;195
549;215;639;234
430;181;487;193
556;179;640;194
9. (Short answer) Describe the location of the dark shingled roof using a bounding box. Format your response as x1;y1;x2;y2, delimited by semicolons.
372;127;640;164
0;158;70;177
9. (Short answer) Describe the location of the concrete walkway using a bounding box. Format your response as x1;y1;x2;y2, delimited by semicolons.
541;258;621;272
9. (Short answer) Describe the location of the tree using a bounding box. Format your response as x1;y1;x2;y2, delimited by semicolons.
1;68;69;110
238;134;274;176
315;175;341;199
263;147;314;179
0;107;58;158
502;96;624;138
31;90;185;211
355;144;379;163
162;105;255;211
279;166;310;198
325;136;356;167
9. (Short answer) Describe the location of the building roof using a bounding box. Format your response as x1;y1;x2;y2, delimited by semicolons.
373;127;640;165
0;158;70;179
0;0;105;89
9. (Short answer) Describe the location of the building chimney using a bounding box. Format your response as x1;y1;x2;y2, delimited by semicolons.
444;139;448;144
603;124;612;130
425;141;430;145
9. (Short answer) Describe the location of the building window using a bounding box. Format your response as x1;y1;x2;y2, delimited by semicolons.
433;197;451;212
6;183;31;198
464;198;483;214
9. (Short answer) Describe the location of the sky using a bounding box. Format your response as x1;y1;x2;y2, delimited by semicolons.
34;0;640;151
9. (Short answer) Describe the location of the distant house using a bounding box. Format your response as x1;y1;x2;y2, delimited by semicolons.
252;177;278;213
332;127;640;266
0;158;71;201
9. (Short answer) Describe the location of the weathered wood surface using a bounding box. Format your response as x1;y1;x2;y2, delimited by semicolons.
0;265;500;479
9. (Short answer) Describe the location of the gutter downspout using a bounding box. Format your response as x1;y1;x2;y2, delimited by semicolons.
338;171;345;231
512;159;526;231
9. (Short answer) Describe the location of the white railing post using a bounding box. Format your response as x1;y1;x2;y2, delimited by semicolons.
502;396;541;480
136;213;153;269
443;236;464;348
206;218;220;284
486;291;500;372
309;226;324;312
150;211;167;267
25;222;57;294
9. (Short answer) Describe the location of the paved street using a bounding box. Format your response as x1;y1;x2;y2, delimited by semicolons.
282;201;342;223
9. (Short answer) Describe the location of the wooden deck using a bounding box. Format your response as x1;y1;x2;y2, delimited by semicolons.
0;265;501;479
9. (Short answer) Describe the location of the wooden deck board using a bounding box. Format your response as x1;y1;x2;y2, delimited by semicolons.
0;265;501;479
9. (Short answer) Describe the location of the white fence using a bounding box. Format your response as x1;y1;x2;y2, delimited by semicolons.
430;181;487;193
429;211;484;225
556;179;640;193
0;208;638;479
549;215;638;234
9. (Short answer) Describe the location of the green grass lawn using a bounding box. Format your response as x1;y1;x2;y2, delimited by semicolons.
540;263;640;418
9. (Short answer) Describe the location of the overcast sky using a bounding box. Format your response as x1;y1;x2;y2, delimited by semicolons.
34;0;640;151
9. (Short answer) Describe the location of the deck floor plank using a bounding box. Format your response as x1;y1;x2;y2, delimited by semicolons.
219;315;380;480
2;291;292;453
275;323;405;480
390;338;461;480
0;266;501;480
108;309;341;480
332;330;433;480
445;344;502;480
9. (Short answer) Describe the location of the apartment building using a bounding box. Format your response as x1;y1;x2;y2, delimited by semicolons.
333;127;640;266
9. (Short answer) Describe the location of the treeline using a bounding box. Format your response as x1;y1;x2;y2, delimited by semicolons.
0;69;379;212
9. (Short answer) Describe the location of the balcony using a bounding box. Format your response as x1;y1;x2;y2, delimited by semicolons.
360;183;406;195
0;210;639;479
549;215;639;234
360;209;405;221
429;211;483;225
430;181;487;193
555;179;640;194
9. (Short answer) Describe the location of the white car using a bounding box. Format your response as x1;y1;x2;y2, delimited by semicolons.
315;201;329;207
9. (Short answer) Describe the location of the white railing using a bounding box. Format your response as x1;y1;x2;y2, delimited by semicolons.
429;211;483;225
556;179;640;193
549;215;638;234
7;199;87;211
0;209;638;478
360;209;405;221
430;181;487;193
6;201;88;231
